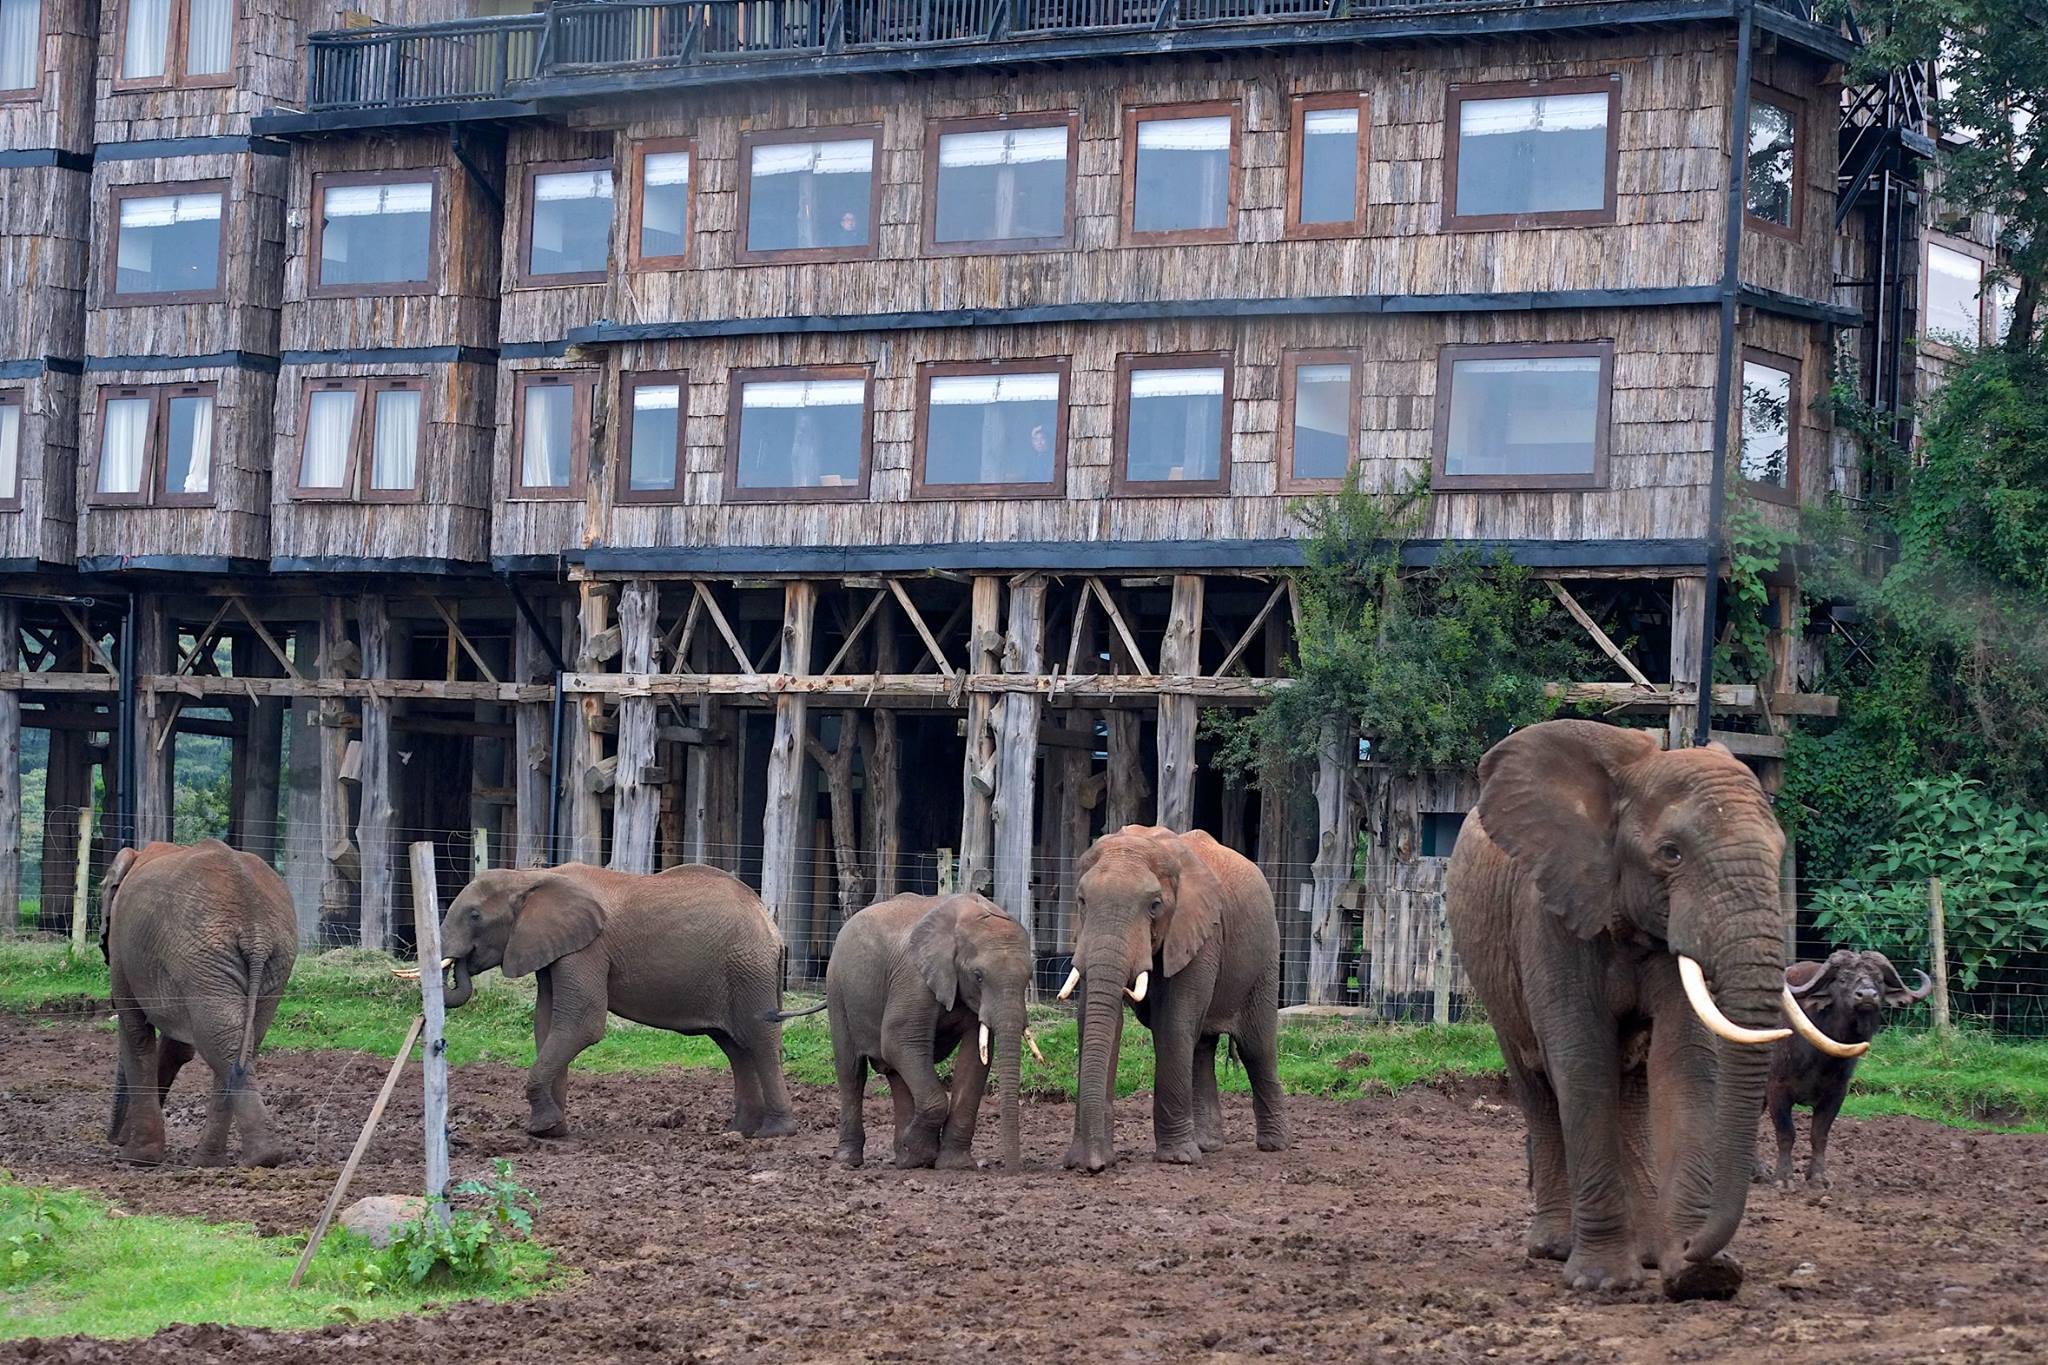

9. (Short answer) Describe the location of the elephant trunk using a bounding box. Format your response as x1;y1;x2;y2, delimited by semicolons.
994;1016;1023;1174
442;955;476;1010
1073;963;1129;1172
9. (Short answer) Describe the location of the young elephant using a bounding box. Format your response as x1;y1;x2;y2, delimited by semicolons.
101;840;298;1167
437;863;797;1138
824;893;1031;1171
1761;949;1931;1188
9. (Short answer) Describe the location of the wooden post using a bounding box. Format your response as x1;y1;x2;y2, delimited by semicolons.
958;576;1001;895
864;600;902;897
317;599;357;936
1104;597;1150;830
0;599;18;927
69;805;94;956
610;581;660;874
1928;877;1951;1037
569;585;611;865
288;1014;425;1289
1155;574;1204;832
1431;891;1452;1026
759;581;816;931
805;712;864;944
1052;710;1099;960
1668;576;1707;749
131;594;173;844
409;841;450;1221
285;692;324;943
513;609;554;868
356;595;393;953
993;575;1045;934
1307;725;1358;1006
229;631;286;863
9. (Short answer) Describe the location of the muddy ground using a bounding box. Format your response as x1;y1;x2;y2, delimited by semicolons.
1;1013;2044;1363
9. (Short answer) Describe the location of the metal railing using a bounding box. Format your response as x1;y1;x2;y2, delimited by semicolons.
306;14;545;111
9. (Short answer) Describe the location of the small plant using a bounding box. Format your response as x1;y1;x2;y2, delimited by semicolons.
376;1160;542;1290
1714;487;1800;688
0;1175;70;1287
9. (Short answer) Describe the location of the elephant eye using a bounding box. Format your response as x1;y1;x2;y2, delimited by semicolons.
973;968;985;983
1658;843;1683;867
1149;896;1163;916
469;908;482;921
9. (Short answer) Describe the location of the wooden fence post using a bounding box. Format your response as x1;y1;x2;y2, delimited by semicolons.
1928;877;1951;1037
69;805;94;957
410;841;451;1222
288;1014;424;1288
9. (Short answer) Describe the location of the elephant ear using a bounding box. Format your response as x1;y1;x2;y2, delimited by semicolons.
1150;831;1228;979
1475;720;1661;941
908;898;964;1010
503;875;607;978
99;846;142;963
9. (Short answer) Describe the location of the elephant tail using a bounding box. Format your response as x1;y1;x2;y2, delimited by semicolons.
762;1001;828;1022
230;948;271;1091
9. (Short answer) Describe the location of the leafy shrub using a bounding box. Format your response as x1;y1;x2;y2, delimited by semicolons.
0;1175;71;1287
362;1160;542;1293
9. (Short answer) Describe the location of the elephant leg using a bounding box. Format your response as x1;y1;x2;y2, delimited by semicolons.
1768;1091;1798;1187
1805;1097;1840;1189
114;1009;167;1164
1237;1000;1290;1154
155;1037;194;1109
534;973;571;1118
710;1031;765;1135
1192;1034;1225;1153
1528;980;1640;1291
882;1029;949;1169
195;1067;236;1167
938;1029;989;1171
883;1070;915;1164
1149;994;1204;1166
834;1051;870;1168
1508;1058;1572;1261
738;1017;799;1139
527;964;605;1137
1617;1052;1660;1269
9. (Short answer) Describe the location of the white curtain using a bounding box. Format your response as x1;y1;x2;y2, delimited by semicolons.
928;373;1059;405
324;181;433;219
751;139;873;178
0;399;19;501
1303;108;1358;138
521;385;567;487
741;378;865;409
300;388;356;489
369;387;420;490
98;396;150;494
0;0;40;92
122;0;170;79
1136;116;1231;151
533;169;613;202
185;0;232;76
1460;92;1609;137
178;395;212;493
938;126;1067;168
1129;367;1224;399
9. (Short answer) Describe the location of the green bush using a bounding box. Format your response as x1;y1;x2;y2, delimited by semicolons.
0;1174;72;1287
357;1160;543;1295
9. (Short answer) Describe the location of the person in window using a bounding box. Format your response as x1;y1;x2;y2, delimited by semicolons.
836;210;860;243
1016;422;1052;484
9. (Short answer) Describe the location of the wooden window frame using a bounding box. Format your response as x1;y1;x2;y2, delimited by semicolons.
722;363;873;505
1920;231;1994;354
307;167;444;299
0;0;47;103
1120;100;1242;247
625;137;694;272
1285;92;1370;240
1430;340;1614;491
1737;345;1800;507
1742;87;1804;242
1442;75;1621;232
515;157;615;289
1277;348;1361;493
911;357;1071;500
112;0;238;93
87;380;219;509
105;177;230;305
1112;351;1234;496
509;369;596;501
291;375;427;504
0;385;24;510
921;112;1080;257
734;125;885;266
616;369;688;505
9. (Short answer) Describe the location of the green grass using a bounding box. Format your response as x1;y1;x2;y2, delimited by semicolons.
0;1175;554;1342
5;940;2045;1129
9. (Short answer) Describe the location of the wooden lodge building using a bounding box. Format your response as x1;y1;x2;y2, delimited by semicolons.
0;0;1956;1005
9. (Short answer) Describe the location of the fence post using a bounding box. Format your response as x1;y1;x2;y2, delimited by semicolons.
1431;897;1452;1027
409;841;451;1224
1927;876;1951;1037
69;805;95;957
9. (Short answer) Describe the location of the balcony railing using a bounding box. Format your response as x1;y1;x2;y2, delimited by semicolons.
307;14;545;111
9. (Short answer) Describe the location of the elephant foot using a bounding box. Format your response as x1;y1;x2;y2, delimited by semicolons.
1663;1254;1743;1302
1153;1139;1204;1166
1195;1133;1226;1154
120;1142;167;1167
1562;1248;1646;1293
1063;1140;1112;1174
892;1149;937;1170
194;1146;232;1169
525;1114;571;1139
243;1142;286;1169
1255;1129;1290;1154
749;1113;799;1140
935;1149;978;1172
835;1143;865;1169
1804;1172;1832;1192
1524;1221;1573;1262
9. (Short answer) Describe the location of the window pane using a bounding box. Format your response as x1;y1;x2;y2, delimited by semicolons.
933;126;1069;244
163;393;212;494
115;191;222;295
736;378;865;490
1290;362;1352;480
370;387;420;490
300;388;357;489
1124;366;1225;483
1988;279;2019;345
320;181;434;287
1455;91;1609;218
122;0;169;79
1443;356;1602;478
1298;107;1359;225
98;396;150;493
639;150;690;260
528;168;613;277
0;0;40;91
1133;116;1231;234
1746;98;1796;228
747;139;875;253
924;372;1061;487
1740;361;1792;489
0;398;19;500
520;383;575;488
627;383;681;492
186;0;231;75
1926;244;1984;345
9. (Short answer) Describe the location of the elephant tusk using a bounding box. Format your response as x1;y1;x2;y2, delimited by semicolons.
390;968;420;980
1677;955;1790;1046
1125;971;1149;1004
1057;967;1081;1001
441;957;454;970
1025;1028;1046;1065
979;1024;991;1067
1781;987;1869;1058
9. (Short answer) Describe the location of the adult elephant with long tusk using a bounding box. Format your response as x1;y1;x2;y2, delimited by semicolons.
1062;826;1287;1172
1446;719;1855;1301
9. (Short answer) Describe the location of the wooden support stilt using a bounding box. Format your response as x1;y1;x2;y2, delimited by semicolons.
682;621;715;865
610;581;660;874
569;585;611;865
317;599;357;935
229;632;286;863
864;601;901;898
1669;576;1707;749
0;600;20;926
805;711;863;938
513;609;554;868
759;581;816;933
1156;574;1204;833
1103;591;1150;830
992;576;1045;936
131;594;173;845
958;576;1001;895
356;595;394;953
1307;724;1358;1007
285;677;325;943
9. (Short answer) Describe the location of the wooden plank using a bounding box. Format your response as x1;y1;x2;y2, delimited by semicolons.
957;577;1001;896
693;581;758;674
1668;577;1707;749
819;589;886;677
356;596;394;953
409;842;451;1221
173;600;235;677
993;576;1045;936
805;714;864;935
1155;575;1204;833
431;598;501;685
228;596;303;680
1706;729;1787;757
1547;581;1652;688
1213;581;1287;678
1064;583;1094;678
863;602;901;898
1087;577;1150;676
59;604;117;675
556;672;1281;701
610;581;661;874
758;582;816;933
889;579;957;679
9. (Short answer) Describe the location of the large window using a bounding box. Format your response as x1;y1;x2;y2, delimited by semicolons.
725;366;871;502
914;360;1068;497
629;140;692;269
1280;350;1359;491
294;377;424;501
1432;342;1612;489
1287;94;1369;237
925;115;1075;253
0;0;42;97
90;381;215;507
520;161;613;285
1738;350;1798;502
1925;241;1987;347
1444;78;1618;229
311;172;437;295
1746;92;1800;235
0;387;21;509
619;371;686;502
1124;104;1238;243
511;371;595;499
117;0;233;88
1115;354;1231;494
738;129;880;263
109;182;225;302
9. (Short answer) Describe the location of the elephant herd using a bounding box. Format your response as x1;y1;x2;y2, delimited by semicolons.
95;720;1909;1302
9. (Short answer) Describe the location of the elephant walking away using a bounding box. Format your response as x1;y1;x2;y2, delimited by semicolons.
1444;720;1859;1300
824;893;1032;1171
437;862;798;1138
102;840;298;1167
1064;826;1288;1172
